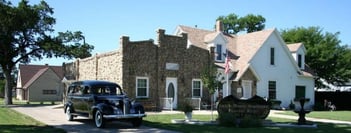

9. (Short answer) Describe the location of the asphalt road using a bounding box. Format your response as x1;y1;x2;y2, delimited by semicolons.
10;105;179;133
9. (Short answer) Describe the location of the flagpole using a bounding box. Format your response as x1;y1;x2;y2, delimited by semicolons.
225;50;230;96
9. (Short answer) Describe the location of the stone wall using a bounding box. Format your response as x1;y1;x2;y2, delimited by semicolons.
63;29;213;110
231;69;258;98
121;36;158;100
96;50;123;85
78;56;97;80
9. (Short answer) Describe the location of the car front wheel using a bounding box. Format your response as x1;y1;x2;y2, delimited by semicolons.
94;110;105;128
66;106;73;121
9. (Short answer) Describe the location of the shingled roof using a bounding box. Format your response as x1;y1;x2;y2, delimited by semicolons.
287;43;304;52
18;64;63;89
177;25;276;79
177;24;313;79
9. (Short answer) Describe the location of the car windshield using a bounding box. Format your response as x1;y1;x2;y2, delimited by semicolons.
91;85;123;95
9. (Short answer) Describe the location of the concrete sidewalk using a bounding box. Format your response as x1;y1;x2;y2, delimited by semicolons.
269;110;351;125
149;109;351;125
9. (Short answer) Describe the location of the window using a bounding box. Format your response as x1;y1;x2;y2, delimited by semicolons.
192;79;202;97
268;81;276;99
92;86;119;95
270;47;275;65
136;77;149;98
68;86;81;95
242;80;252;99
295;86;306;99
298;54;302;68
216;44;223;61
43;90;57;95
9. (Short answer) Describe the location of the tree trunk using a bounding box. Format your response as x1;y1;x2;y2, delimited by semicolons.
4;69;13;105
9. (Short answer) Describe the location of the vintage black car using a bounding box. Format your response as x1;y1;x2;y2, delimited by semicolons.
64;80;146;128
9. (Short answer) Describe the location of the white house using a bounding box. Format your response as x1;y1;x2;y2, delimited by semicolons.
175;21;315;108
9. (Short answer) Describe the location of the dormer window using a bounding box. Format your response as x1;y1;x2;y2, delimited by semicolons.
298;54;302;68
216;44;223;61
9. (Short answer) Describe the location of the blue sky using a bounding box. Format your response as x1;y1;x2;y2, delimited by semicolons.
17;0;351;65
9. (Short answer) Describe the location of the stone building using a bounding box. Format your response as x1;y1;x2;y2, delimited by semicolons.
64;21;315;110
63;29;214;110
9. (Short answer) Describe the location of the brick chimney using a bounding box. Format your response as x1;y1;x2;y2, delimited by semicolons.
216;20;223;32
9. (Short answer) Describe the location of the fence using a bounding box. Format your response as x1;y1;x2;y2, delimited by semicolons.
315;91;351;110
186;98;201;111
160;97;173;111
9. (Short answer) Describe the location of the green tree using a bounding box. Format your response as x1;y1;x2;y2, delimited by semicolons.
0;79;5;98
217;13;265;34
0;0;94;105
201;62;220;121
217;13;242;34
241;14;266;33
281;27;351;88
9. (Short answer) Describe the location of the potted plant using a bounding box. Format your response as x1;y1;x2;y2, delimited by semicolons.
269;99;282;110
179;99;193;121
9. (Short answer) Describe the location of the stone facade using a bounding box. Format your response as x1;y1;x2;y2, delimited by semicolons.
63;29;213;110
231;69;258;98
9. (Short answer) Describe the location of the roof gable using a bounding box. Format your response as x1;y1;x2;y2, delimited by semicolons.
204;32;228;44
18;64;63;88
23;67;49;88
176;25;218;49
232;29;275;80
287;43;306;53
175;24;310;79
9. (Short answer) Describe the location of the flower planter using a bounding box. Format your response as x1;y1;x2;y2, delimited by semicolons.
293;98;310;111
185;112;192;121
270;99;282;110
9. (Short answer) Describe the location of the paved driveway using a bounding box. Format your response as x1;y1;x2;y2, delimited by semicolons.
11;105;179;133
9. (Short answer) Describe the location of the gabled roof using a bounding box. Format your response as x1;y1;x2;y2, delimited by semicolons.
176;25;217;49
232;29;275;80
18;64;63;89
287;43;306;53
176;24;314;80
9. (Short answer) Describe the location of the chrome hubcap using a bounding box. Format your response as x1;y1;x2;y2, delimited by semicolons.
66;107;71;119
95;111;102;126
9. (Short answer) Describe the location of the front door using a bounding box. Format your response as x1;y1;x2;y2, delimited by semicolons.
166;78;177;109
242;80;252;99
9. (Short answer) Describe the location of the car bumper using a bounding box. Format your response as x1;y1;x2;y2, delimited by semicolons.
103;113;146;119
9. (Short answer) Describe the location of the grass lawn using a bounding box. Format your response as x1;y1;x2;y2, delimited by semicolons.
143;113;351;133
0;99;65;133
276;110;351;122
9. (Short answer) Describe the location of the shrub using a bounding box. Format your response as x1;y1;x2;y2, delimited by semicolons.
218;112;237;127
239;116;262;128
313;102;325;111
218;112;262;128
178;99;193;113
0;80;5;98
269;99;282;109
289;100;295;110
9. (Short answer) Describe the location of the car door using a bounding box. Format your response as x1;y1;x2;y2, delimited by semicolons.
81;85;94;113
71;85;85;113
